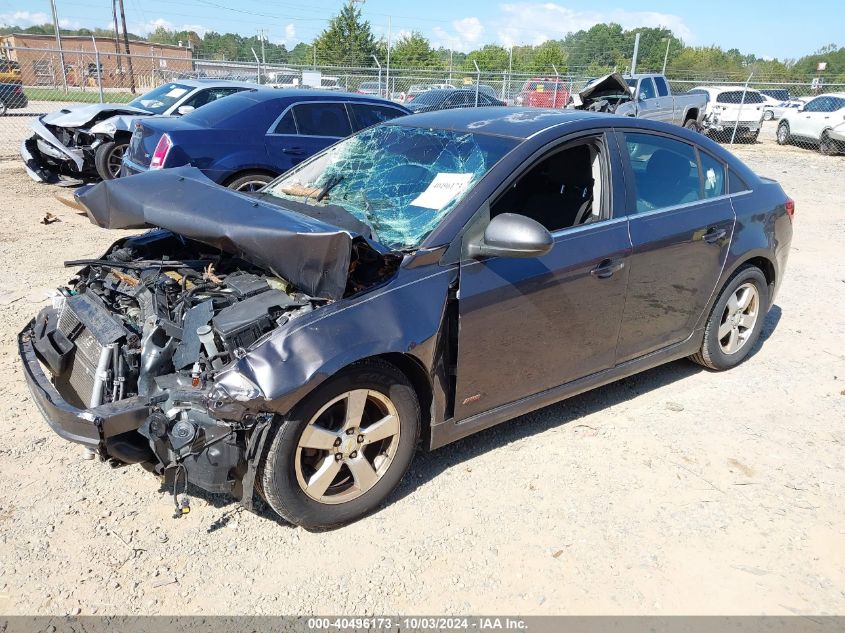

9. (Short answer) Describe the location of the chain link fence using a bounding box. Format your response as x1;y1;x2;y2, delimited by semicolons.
2;44;844;160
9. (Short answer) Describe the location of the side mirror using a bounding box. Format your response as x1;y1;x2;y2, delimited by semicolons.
467;213;553;259
176;105;195;115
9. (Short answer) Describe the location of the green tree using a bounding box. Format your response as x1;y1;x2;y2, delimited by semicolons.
390;31;438;68
313;1;379;66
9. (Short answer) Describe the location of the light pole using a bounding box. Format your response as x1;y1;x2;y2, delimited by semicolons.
662;37;672;75
49;0;68;93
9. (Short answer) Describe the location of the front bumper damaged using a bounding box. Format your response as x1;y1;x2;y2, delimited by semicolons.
20;117;87;186
19;322;155;447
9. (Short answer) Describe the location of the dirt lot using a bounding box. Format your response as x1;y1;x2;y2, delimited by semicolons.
0;121;843;616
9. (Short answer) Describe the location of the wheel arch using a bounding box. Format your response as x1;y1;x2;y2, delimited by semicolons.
222;168;279;187
685;107;699;122
373;352;433;448
722;254;777;306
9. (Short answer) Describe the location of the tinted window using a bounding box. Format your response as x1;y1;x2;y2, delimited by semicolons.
700;152;726;198
444;92;473;108
293;102;352;137
728;169;750;194
624;133;700;213
349;104;405;130
761;89;789;102
639;78;657;100
654;76;670;97
804;96;845;113
716;90;765;104
183;87;243;109
272;109;297;134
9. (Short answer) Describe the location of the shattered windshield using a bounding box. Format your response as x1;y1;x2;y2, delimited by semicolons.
128;83;193;114
263;125;517;250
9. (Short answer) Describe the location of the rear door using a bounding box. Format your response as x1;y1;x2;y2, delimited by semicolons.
652;76;675;123
265;101;353;170
615;130;735;362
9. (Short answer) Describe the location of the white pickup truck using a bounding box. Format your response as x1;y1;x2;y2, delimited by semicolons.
573;72;707;131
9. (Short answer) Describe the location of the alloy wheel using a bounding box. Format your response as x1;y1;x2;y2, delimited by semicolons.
294;389;401;505
234;180;268;192
718;282;759;355
107;144;126;178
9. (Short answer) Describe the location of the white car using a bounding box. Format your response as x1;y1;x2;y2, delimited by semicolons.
688;86;766;141
777;92;845;154
759;91;804;121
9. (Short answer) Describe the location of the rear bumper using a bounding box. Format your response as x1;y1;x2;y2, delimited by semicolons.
19;321;153;448
120;156;148;177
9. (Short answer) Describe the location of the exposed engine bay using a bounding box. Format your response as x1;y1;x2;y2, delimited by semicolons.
27;228;397;508
570;72;634;114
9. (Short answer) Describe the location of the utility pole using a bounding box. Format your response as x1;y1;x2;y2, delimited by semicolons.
630;32;640;76
661;38;671;75
111;0;123;79
48;0;68;93
257;29;266;65
117;0;136;93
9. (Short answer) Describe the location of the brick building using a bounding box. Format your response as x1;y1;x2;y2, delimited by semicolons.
1;33;194;91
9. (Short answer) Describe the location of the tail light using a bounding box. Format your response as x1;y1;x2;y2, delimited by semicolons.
150;133;172;169
785;197;795;220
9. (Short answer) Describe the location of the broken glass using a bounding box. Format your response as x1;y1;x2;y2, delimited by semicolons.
264;125;517;250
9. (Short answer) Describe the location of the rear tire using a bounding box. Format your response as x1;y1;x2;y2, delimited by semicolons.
683;118;700;133
776;121;791;145
94;140;128;180
226;172;275;192
258;360;420;529
690;265;769;371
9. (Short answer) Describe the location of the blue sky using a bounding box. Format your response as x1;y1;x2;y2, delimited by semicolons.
2;0;841;60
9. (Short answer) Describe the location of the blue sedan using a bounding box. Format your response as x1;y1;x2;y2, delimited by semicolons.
121;89;410;191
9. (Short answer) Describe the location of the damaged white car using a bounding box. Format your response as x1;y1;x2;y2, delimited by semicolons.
21;79;255;185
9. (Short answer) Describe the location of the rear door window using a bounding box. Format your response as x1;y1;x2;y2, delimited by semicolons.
699;152;726;198
623;132;700;213
272;109;297;135
292;102;352;137
349;103;406;130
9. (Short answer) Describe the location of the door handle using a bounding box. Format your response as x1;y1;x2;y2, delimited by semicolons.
702;227;727;244
591;259;625;279
282;147;305;155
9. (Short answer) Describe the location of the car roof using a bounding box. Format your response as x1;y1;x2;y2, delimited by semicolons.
221;87;404;105
809;92;845;99
691;85;763;93
172;78;259;89
393;107;607;139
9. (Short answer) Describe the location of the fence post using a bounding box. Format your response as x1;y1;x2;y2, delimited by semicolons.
730;71;754;145
473;60;480;107
552;64;559;108
91;37;104;103
371;55;382;97
251;47;261;83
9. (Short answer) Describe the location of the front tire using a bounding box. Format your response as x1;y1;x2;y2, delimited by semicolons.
259;360;420;529
819;131;838;156
94;140;128;180
776;121;791;145
690;265;769;371
763;110;774;121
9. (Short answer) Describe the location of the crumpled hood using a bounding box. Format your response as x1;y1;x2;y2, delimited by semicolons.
578;73;632;102
74;167;363;300
42;102;150;128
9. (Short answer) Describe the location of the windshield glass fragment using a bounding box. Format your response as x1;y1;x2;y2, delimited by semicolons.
263;125;517;250
128;83;193;114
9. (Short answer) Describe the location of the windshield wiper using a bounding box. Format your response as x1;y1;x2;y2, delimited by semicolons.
311;174;345;203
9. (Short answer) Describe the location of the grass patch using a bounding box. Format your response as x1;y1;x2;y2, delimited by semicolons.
24;87;136;104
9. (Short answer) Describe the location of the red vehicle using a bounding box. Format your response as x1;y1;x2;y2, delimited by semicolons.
516;78;570;108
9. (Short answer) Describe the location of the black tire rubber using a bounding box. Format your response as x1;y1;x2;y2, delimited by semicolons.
258;359;420;529
690;264;769;371
746;130;760;144
683;118;700;133
819;131;838;156
226;172;275;192
94;140;128;180
776;121;791;145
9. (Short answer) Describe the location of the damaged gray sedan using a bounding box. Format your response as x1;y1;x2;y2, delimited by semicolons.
20;109;792;528
21;79;254;185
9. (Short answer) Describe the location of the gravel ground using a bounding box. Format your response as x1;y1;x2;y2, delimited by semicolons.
0;123;843;616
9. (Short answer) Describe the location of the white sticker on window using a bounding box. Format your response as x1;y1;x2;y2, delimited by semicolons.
165;87;189;99
705;167;717;190
410;173;473;210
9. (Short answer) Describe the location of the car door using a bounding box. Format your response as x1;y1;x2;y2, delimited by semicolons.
265;101;353;170
453;132;632;420
652;76;674;124
790;97;822;137
801;96;834;140
615;130;735;363
636;78;661;122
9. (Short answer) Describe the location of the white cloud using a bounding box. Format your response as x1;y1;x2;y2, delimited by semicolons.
284;23;296;44
432;16;484;52
494;3;694;48
0;10;79;29
141;17;209;38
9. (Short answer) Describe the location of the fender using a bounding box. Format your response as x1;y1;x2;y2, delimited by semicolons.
211;263;457;419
